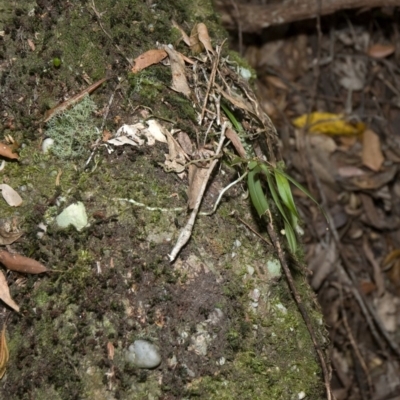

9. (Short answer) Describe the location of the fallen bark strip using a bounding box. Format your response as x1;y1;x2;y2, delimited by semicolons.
217;0;400;32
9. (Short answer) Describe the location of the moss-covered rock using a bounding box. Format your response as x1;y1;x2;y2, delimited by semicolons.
0;0;327;399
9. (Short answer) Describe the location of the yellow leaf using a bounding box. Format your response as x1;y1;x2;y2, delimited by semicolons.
292;112;365;135
0;326;9;380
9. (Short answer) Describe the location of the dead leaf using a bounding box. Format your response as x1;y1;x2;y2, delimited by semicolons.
0;250;48;274
163;130;189;178
171;19;191;47
265;75;288;90
374;293;397;332
146;120;167;143
189;24;203;54
309;241;337;290
131;49;168;74
27;38;35;51
107;342;115;361
0;325;9;379
293;112;365;135
196;23;214;54
362;129;384;171
367;43;395;59
0;219;23;245
225;128;247;158
0;271;19;312
188;164;209;209
0;143;18;160
0;184;23;207
109;121;166;147
43;78;107;123
333;56;367;91
176;131;193;156
163;45;191;97
339;165;397;191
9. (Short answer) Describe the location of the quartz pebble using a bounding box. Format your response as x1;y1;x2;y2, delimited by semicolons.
125;340;161;369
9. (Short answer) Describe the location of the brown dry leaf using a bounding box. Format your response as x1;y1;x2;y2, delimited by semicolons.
171;19;191;47
196;23;214;54
107;342;115;361
0;143;18;160
309;241;337;291
362;129;384;171
265;75;288;90
0;184;23;207
189;24;203;54
163;130;189;178
0;271;19;312
0;325;9;379
188;164;209;209
0;219;23;245
225;128;247;158
359;280;377;295
0;250;48;274
163;45;191;97
131;49;168;74
367;43;395;59
27;38;35;51
176;131;193;156
339;165;397;191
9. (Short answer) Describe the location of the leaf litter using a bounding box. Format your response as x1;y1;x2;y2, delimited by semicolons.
242;10;400;399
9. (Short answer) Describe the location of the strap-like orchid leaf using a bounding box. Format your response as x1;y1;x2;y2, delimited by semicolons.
248;167;269;217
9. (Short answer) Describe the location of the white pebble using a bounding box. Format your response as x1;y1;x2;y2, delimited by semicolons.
125;340;161;369
42;138;54;153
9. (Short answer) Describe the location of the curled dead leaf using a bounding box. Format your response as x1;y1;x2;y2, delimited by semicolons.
225;128;247;158
0;143;18;160
171;19;191;47
0;271;19;312
0;218;23;245
367;43;395;59
0;325;9;379
196;23;214;54
131;49;168;74
163;45;191;97
0;250;48;274
362;129;384;171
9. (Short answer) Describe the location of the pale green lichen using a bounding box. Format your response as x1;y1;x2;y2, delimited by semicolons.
45;95;99;161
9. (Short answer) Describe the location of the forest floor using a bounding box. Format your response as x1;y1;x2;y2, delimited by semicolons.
218;3;400;400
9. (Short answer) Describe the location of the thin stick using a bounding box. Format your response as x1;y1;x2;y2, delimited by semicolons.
169;123;227;262
264;208;334;400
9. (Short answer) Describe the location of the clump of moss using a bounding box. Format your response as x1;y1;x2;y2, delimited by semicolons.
45;95;99;161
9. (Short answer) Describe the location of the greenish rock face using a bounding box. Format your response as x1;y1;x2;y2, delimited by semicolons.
0;1;327;399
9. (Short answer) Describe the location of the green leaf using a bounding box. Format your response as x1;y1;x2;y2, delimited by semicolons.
264;168;290;225
276;168;328;221
283;220;298;253
274;169;299;219
248;160;258;170
221;103;243;133
248;168;269;217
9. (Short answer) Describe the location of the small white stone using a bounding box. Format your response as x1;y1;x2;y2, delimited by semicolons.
239;67;252;80
298;391;306;399
125;340;161;369
56;202;88;231
216;357;226;366
267;258;281;278
42;138;54;153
